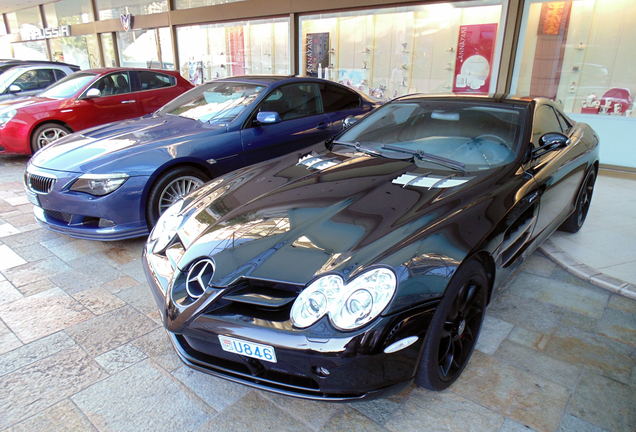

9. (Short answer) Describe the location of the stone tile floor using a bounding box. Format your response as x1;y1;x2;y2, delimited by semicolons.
0;155;635;432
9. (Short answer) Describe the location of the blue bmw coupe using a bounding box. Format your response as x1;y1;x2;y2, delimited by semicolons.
24;76;377;240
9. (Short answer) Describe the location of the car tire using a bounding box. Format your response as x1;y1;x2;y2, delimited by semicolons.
558;170;596;234
31;123;71;154
146;166;209;228
414;260;487;391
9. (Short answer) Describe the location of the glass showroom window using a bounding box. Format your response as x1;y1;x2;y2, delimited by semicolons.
511;0;636;168
12;41;49;60
176;18;289;85
49;35;101;69
117;28;174;69
96;0;168;21
299;1;507;99
101;33;117;67
174;0;247;10
44;0;94;26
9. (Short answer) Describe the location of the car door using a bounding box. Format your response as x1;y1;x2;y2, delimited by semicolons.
319;83;374;131
526;104;587;239
134;70;180;115
73;71;141;130
240;82;332;165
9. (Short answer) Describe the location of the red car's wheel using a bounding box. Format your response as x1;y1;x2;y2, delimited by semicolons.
31;123;71;154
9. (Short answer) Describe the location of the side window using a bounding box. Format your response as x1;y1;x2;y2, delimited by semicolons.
36;69;56;89
532;105;563;147
89;72;132;96
138;71;175;91
13;70;38;91
319;84;361;112
256;83;323;121
53;69;68;81
555;111;571;133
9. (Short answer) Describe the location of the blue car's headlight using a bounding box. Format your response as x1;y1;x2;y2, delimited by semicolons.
149;199;184;252
70;173;129;196
291;268;397;331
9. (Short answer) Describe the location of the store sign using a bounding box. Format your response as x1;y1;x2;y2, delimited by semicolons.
452;23;498;94
121;14;133;32
21;25;71;41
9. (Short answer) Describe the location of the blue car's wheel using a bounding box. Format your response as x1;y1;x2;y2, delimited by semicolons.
146;166;209;228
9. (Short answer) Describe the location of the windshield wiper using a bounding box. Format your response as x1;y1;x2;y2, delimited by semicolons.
381;144;466;172
332;140;383;157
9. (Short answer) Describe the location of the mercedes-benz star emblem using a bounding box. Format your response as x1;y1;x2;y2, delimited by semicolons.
186;259;214;299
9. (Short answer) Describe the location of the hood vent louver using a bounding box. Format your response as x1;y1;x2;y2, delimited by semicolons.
393;172;473;190
297;152;341;171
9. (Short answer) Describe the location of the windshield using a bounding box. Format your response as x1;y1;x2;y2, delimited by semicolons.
338;100;525;170
156;81;264;124
38;72;95;99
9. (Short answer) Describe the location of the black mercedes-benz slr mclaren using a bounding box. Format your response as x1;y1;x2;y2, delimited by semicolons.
143;95;599;401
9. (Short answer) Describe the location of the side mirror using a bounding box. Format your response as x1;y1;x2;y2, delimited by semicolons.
343;116;358;129
8;85;21;93
85;88;101;99
533;132;570;157
256;111;281;125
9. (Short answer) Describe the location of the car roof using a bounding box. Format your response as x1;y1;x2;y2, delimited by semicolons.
84;67;183;77
393;92;536;106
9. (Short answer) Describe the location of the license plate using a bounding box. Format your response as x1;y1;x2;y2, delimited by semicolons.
219;335;277;363
25;189;40;207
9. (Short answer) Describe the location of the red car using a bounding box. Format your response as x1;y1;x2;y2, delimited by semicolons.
0;68;193;155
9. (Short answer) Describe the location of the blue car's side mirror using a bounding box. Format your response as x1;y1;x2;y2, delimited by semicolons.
256;111;281;125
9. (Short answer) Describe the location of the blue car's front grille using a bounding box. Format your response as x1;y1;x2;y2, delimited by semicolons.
26;173;56;194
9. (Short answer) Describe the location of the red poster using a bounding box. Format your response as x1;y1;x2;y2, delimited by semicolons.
229;27;246;76
453;23;498;94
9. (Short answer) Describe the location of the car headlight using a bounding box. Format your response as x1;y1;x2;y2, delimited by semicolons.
290;268;397;331
149;199;184;252
70;173;128;196
0;109;16;128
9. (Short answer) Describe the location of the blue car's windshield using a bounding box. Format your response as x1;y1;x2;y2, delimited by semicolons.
157;81;264;124
338;100;525;170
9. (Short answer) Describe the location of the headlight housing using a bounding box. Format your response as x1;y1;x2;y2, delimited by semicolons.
70;173;128;196
0;109;16;128
149;199;184;252
291;268;397;331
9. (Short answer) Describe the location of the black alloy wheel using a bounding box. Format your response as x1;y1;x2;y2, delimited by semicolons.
559;169;596;233
415;260;487;391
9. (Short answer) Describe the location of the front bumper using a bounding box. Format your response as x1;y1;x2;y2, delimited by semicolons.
143;250;437;401
26;165;151;241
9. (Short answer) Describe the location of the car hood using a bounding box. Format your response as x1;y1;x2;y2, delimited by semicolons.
0;96;53;113
175;147;516;300
30;115;227;173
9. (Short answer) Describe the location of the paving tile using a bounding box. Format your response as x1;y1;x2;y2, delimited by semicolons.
608;294;636;314
172;365;251;412
475;316;514;355
506;326;549;351
544;325;633;384
94;343;147;374
4;196;29;206
494;340;580;388
597;307;636;346
15;278;56;296
500;418;537;432
519;252;556;278
0;181;24;191
349;384;414;425
451;351;570;432
0;223;20;238
567;371;636;432
11;243;53;262
115;282;157;314
508;272;609;319
197;391;319;432
0;280;23;306
41;239;110;264
71;287;126;315
0;245;27;271
0;331;76;377
260;391;348;429
0;345;107;430
1;213;37;228
486;291;563;334
1;229;62;249
2;257;72;288
558;414;607;432
0;287;93;344
15;204;34;215
559;310;599;333
118;260;148;283
385;388;503;432
0;319;22;355
99;244;144;266
131;327;182;372
72;360;214;432
66;305;157;357
8;399;96;432
101;275;139;293
49;259;124;295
